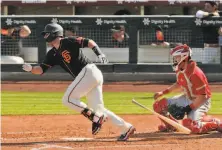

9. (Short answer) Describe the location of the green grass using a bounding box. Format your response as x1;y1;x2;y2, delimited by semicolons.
1;91;222;115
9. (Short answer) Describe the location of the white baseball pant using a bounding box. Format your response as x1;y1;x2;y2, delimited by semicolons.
62;64;131;133
167;94;211;126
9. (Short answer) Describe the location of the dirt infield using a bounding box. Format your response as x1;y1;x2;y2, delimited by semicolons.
1;82;222;150
2;81;222;92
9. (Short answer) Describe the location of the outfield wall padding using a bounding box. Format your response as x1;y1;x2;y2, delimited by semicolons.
2;72;222;82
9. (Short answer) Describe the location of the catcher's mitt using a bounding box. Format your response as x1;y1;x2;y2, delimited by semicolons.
168;104;186;120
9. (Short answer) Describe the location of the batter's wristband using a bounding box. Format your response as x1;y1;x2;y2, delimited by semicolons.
162;89;170;95
92;45;102;56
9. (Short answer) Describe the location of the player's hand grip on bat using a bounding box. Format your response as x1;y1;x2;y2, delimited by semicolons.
98;54;109;64
22;64;32;72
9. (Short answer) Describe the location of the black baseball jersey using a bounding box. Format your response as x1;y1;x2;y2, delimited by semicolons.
40;37;91;78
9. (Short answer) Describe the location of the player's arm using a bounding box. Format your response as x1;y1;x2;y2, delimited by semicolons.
1;28;16;36
19;25;31;38
191;95;208;109
22;50;54;74
76;37;108;64
153;82;180;100
22;64;43;75
196;10;219;18
1;25;31;37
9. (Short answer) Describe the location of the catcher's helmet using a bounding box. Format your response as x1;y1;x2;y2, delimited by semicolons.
170;44;192;71
41;23;63;42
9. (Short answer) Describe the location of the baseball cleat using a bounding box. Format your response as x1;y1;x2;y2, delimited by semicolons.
217;123;222;133
92;114;108;135
117;126;136;141
158;124;177;132
215;119;222;133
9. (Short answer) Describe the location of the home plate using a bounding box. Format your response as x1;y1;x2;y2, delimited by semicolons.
61;137;115;142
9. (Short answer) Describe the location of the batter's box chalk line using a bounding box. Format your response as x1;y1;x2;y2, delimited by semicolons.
61;137;116;142
31;143;74;150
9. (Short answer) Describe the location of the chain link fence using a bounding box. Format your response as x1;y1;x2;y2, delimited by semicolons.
1;16;221;64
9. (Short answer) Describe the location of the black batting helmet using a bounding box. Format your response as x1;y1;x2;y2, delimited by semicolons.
41;23;63;42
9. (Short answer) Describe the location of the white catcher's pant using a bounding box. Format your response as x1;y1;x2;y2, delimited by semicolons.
168;94;211;126
62;64;131;133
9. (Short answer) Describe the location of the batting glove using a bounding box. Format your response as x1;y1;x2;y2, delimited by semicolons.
98;54;109;64
22;64;32;72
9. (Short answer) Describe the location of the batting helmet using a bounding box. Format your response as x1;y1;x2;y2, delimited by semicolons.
41;23;63;42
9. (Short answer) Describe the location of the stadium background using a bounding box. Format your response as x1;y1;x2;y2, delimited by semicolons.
1;1;222;150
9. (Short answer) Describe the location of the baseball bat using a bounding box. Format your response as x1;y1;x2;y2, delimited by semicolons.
132;99;191;134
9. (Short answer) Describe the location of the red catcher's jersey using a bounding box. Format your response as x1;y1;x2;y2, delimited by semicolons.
176;60;211;100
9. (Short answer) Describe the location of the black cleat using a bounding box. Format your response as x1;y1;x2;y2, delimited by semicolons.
92;114;107;135
117;126;136;141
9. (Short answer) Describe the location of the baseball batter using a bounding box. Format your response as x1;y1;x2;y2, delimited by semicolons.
153;44;222;134
22;23;135;141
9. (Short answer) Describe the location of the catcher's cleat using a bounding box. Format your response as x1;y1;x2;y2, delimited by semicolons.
157;114;178;132
201;116;222;133
217;123;222;133
92;114;108;135
182;118;221;134
158;124;177;132
117;126;136;141
213;118;222;133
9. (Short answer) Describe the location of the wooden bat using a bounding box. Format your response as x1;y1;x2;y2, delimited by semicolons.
132;99;191;134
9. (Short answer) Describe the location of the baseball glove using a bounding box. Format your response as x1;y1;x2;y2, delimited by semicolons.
168;104;186;120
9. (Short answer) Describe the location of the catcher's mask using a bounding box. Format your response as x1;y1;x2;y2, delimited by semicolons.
41;23;63;42
170;44;192;71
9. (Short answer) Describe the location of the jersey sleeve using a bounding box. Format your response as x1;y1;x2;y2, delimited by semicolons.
75;37;90;48
190;74;207;95
40;50;55;73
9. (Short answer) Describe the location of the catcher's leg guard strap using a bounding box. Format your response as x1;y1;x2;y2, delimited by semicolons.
153;98;168;114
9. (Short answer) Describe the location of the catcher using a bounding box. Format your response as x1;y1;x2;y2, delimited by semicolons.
153;44;222;134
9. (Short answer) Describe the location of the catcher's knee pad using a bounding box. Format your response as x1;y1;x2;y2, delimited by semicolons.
182;118;195;128
153;98;168;114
